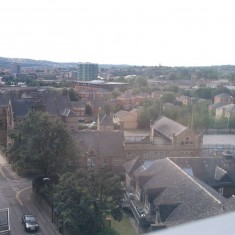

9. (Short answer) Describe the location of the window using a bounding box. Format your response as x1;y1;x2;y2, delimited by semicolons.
219;187;224;195
87;155;96;167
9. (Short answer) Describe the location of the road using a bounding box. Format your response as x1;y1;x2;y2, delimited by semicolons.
0;152;60;235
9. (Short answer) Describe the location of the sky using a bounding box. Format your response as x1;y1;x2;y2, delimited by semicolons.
1;0;235;67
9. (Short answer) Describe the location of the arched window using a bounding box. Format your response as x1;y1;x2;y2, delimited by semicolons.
184;137;193;145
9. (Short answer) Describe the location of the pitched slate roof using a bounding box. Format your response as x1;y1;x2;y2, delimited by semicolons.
114;110;129;118
0;94;10;107
71;101;86;109
62;108;78;117
215;93;231;98
215;166;228;182
72;130;124;157
171;157;235;187
152;116;188;140
123;157;143;174
42;93;71;116
11;98;35;117
221;104;235;113
136;158;226;226
100;113;113;125
146;187;166;203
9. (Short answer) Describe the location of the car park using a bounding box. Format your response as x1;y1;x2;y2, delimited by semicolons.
22;214;39;232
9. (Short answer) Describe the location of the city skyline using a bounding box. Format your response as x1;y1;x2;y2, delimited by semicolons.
1;0;235;67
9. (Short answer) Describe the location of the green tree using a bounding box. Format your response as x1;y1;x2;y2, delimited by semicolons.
160;92;176;104
163;105;191;126
53;169;124;235
138;100;161;128
214;117;227;129
7;111;79;176
166;85;179;93
190;102;212;132
193;88;213;99
131;88;140;95
212;86;231;97
111;90;120;99
61;88;81;101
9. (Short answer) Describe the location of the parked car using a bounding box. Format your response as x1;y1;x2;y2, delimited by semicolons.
22;214;39;232
88;121;96;128
136;207;145;217
127;192;135;199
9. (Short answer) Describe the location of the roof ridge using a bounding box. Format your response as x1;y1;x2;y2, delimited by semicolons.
167;158;222;205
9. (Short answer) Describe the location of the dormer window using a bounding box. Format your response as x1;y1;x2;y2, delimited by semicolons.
219;187;224;195
158;204;180;222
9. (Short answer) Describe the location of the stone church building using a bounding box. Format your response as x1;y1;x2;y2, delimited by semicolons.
123;116;203;160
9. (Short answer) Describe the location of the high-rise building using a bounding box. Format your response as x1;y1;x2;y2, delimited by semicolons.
10;63;21;78
77;63;98;81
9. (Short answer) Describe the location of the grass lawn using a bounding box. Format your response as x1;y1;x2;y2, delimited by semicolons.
111;213;139;235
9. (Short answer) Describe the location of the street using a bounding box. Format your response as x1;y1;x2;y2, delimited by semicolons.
0;153;60;235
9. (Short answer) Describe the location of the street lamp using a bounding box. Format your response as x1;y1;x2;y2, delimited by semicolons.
227;115;230;130
43;177;54;223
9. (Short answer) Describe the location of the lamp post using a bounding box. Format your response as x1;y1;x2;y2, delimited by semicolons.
227;115;230;130
43;177;54;223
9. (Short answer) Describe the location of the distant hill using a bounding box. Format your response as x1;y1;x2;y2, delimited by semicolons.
0;56;80;68
0;56;132;69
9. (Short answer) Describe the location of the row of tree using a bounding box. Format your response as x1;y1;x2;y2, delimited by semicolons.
7;111;123;235
138;98;235;132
